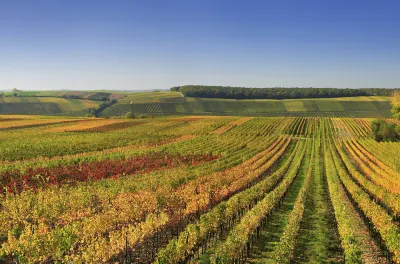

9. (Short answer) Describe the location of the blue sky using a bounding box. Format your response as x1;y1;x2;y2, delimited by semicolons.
1;0;399;90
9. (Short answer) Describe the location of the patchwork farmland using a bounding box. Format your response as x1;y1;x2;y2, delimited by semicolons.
0;91;393;117
103;93;393;118
3;1;400;263
0;97;100;116
1;115;400;263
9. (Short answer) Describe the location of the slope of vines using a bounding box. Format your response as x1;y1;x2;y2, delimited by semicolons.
0;115;399;263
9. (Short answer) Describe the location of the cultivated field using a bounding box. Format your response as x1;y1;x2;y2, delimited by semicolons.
1;115;400;263
0;97;100;116
0;91;393;117
1;91;126;101
103;93;393;118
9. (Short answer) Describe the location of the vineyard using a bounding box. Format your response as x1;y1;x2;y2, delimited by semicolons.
0;97;101;116
103;92;393;118
1;115;400;263
0;91;393;117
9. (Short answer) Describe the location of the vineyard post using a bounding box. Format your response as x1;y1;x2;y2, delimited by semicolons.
151;235;154;261
179;207;182;234
125;231;128;264
209;190;213;210
156;227;159;254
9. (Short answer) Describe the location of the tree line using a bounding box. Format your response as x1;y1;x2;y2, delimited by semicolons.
371;91;400;142
88;99;117;117
171;85;399;100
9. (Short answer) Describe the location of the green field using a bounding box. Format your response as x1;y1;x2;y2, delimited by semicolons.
0;97;100;115
0;91;394;117
103;92;393;118
118;91;183;103
1;90;127;100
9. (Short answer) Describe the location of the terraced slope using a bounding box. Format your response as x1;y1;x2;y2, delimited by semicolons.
1;116;400;263
1;91;126;100
103;93;392;118
0;97;100;115
0;91;393;117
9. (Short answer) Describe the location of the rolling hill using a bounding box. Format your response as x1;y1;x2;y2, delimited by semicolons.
103;92;393;118
0;97;100;116
0;91;394;117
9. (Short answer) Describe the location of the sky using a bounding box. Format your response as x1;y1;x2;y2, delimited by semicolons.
0;0;399;90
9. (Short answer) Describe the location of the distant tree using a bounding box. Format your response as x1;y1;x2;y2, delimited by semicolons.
396;126;400;137
371;120;385;142
371;119;381;135
174;85;398;100
391;91;400;120
125;112;134;119
12;88;21;92
170;86;181;92
381;123;399;140
371;119;400;142
62;94;81;99
89;99;117;117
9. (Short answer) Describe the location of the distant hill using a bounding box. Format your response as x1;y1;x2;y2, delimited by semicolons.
1;90;127;100
172;85;398;99
0;97;100;116
0;90;394;117
103;92;394;118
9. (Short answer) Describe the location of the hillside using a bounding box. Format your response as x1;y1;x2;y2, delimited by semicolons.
0;97;100;115
103;92;393;118
174;85;397;99
0;91;394;117
1;115;400;263
1;90;127;100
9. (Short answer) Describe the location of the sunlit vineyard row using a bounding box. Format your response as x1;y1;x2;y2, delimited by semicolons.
0;115;399;263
